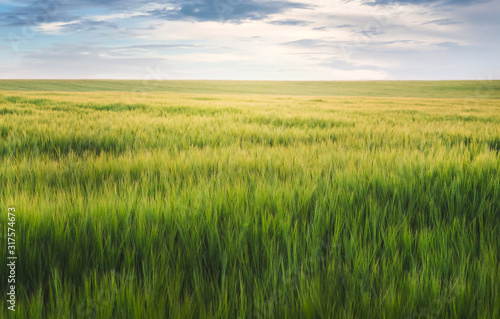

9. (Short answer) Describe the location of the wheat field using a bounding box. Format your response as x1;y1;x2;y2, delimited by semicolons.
1;81;499;318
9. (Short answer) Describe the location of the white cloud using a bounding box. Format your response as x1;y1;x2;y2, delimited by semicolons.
90;12;151;22
36;20;82;33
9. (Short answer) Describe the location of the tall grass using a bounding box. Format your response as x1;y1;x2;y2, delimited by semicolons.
0;89;499;318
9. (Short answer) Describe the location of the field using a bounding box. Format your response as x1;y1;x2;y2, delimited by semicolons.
1;81;499;318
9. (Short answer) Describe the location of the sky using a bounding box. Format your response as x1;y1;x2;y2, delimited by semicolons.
0;0;499;80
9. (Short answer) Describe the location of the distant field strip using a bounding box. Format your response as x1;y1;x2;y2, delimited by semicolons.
0;80;499;99
0;87;499;318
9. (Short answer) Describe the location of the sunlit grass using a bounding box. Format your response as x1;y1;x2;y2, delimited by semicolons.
0;88;499;318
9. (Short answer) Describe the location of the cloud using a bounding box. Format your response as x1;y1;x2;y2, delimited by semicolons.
36;20;119;33
435;41;461;48
15;43;170;79
0;0;313;40
268;19;310;26
282;39;327;48
31;43;199;58
322;59;383;71
336;24;355;28
118;44;198;50
422;18;460;25
148;0;310;22
364;0;490;5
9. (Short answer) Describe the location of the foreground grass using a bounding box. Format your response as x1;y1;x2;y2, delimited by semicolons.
0;88;499;318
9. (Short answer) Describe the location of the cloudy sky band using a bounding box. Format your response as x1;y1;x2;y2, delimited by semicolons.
0;0;498;80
